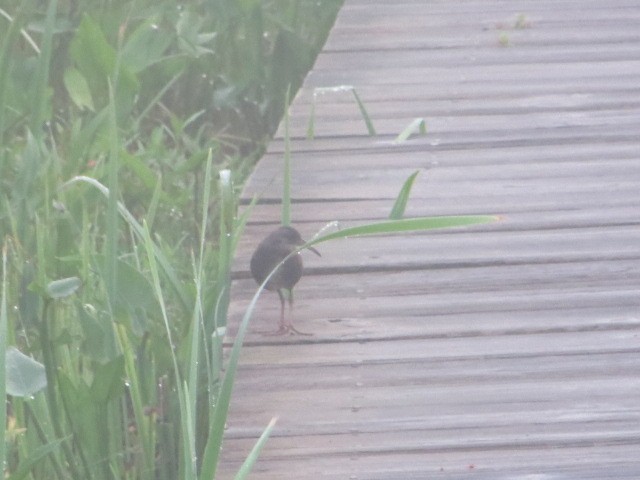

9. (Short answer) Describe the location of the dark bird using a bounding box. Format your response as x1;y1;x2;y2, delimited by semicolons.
250;226;320;335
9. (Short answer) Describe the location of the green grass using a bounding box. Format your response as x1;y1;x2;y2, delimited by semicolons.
0;0;342;478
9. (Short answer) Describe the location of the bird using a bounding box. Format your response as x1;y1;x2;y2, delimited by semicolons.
250;225;320;335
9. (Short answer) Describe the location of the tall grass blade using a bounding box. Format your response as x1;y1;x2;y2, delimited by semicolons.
351;88;376;136
7;437;66;480
141;220;194;478
130;72;182;137
30;0;57;138
196;152;214;328
145;172;163;229
389;170;420;220
103;81;121;360
200;256;289;479
116;325;155;478
0;7;24;142
233;417;278;480
232;196;258;253
189;259;204;468
191;153;212;464
307;85;378;138
282;85;292;226
0;243;7;474
305;94;316;140
214;167;234;332
61;176;191;313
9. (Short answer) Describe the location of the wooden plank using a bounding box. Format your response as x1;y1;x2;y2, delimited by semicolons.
325;26;640;52
244;155;640;204
233;225;640;269
313;44;640;72
278;108;640;138
243;158;640;197
241;202;640;226
290;91;640;118
259;141;640;168
293;79;640;106
220;0;640;478
304;60;640;89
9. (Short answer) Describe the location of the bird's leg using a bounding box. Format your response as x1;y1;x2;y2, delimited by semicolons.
285;289;312;336
263;290;289;335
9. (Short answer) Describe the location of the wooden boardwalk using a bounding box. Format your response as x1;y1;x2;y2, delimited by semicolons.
221;0;640;478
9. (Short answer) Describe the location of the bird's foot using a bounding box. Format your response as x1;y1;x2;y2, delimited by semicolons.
261;324;313;336
285;324;313;336
262;326;290;336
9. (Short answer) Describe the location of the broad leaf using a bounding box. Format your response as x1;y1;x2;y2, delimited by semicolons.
5;347;47;397
63;68;95;111
46;277;81;299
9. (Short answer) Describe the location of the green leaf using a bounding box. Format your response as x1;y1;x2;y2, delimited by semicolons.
238;0;260;13
176;11;215;57
6;437;66;480
309;216;500;246
90;356;125;404
234;417;277;480
69;15;139;111
305;98;316;140
78;304;112;362
393;117;427;144
389;170;420;220
70;15;117;90
58;373;100;463
351;88;376;136
120;21;173;73
94;256;162;321
62;175;191;314
63;68;95;111
46;276;81;299
5;347;47;397
121;150;158;191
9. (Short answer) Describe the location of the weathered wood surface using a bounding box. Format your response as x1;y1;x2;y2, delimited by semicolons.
220;0;640;478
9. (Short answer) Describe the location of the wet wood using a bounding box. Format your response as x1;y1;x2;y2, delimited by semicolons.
220;0;640;478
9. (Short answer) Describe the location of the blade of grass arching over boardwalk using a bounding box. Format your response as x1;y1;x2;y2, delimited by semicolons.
200;256;291;479
308;216;499;247
200;214;497;477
